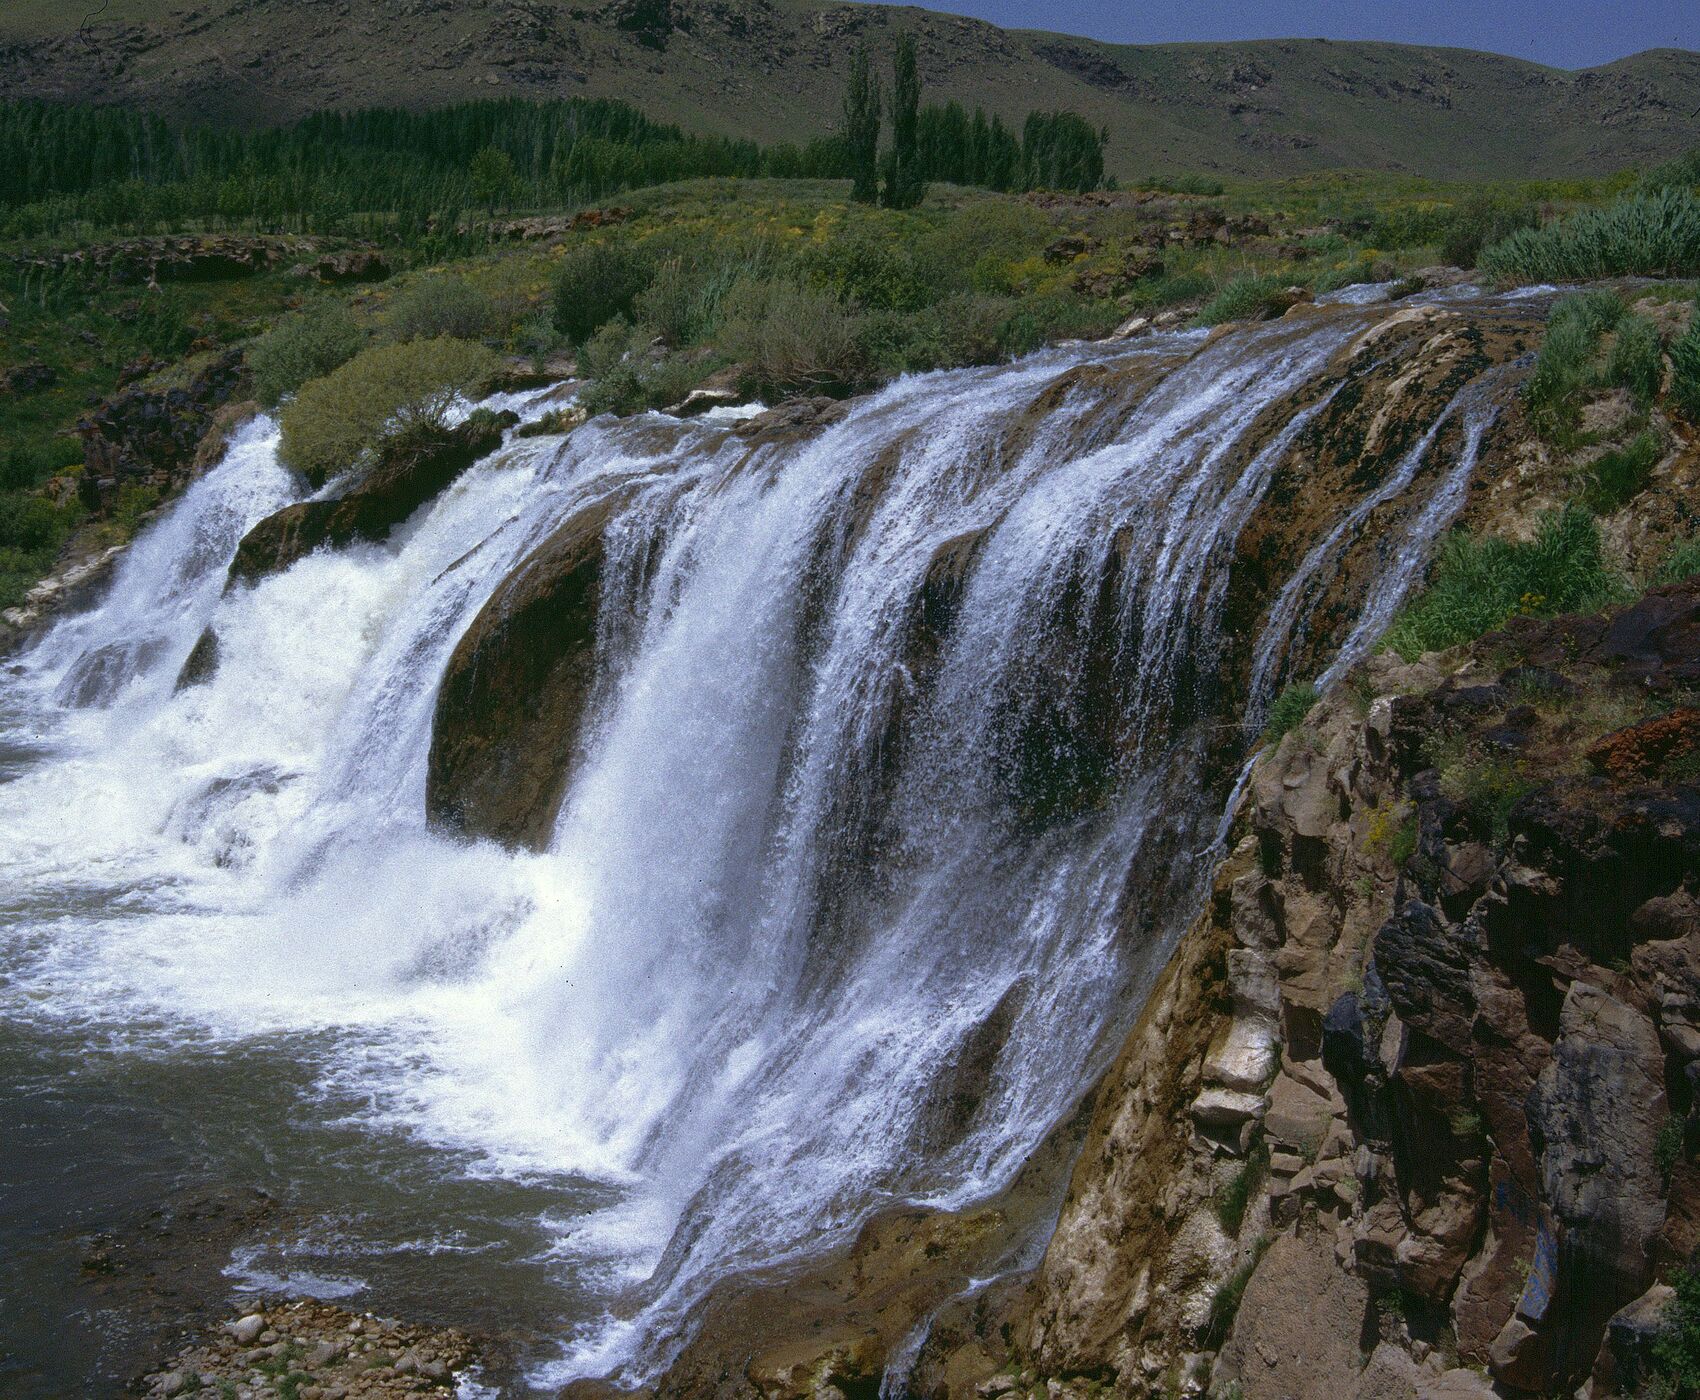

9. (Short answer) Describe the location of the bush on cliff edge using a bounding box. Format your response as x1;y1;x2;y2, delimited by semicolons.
279;337;501;484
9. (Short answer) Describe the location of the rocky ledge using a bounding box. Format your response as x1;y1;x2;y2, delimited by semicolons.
905;578;1700;1400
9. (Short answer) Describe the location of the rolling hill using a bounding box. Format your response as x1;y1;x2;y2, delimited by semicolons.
2;0;1698;180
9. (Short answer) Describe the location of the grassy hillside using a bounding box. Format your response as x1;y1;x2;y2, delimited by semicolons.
1;0;1696;180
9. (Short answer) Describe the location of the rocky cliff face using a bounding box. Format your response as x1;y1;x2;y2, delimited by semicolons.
907;580;1700;1400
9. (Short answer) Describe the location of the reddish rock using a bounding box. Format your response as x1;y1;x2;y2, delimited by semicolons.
1587;706;1700;782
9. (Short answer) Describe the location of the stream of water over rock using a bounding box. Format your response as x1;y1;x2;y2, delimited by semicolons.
0;291;1526;1395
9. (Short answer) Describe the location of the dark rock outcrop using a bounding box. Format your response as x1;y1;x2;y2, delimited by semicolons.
75;349;246;517
310;250;391;284
425;491;627;849
226;411;516;587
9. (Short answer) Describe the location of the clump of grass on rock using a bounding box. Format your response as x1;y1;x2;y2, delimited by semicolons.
1383;506;1626;660
279;337;501;483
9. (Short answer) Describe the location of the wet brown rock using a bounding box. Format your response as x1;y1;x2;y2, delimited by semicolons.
173;626;220;692
227;411;515;586
425;491;626;849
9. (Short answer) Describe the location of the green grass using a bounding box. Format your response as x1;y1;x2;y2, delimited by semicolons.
1579;430;1663;514
1261;682;1319;746
1481;188;1700;283
1201;1236;1271;1348
1654;539;1700;586
1215;1142;1269;1237
1383;506;1628;660
1195;274;1295;326
1672;301;1700;423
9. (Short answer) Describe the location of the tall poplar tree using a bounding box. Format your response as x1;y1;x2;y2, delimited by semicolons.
843;43;882;205
881;31;925;210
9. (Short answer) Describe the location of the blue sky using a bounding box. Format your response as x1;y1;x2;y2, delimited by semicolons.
883;0;1700;70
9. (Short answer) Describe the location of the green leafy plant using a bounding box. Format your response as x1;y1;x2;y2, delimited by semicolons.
381;276;497;343
249;299;364;407
278;336;501;482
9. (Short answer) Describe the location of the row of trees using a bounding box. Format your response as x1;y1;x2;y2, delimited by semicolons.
0;78;1108;239
842;36;1107;207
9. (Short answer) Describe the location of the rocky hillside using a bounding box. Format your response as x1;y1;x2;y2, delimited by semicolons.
2;0;1698;179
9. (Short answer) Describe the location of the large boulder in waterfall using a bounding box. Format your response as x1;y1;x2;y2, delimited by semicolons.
226;410;515;586
425;493;625;849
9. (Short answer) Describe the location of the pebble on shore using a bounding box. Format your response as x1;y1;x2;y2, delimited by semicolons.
141;1299;477;1398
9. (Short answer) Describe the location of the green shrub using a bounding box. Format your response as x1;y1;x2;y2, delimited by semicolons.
1606;314;1665;404
1580;431;1662;513
1439;195;1541;269
1672;305;1700;423
577;318;711;417
278;337;501;483
1653;538;1700;586
0;492;68;551
249;300;364;407
1651;1267;1700;1396
716;277;871;398
553;242;654;343
1383;506;1627;660
1261;681;1319;745
381;276;496;343
1196;274;1293;326
0;438;82;492
924;200;1051;272
634;252;766;347
858;292;1028;373
803;227;947;313
1640;147;1700;195
1480;188;1700;283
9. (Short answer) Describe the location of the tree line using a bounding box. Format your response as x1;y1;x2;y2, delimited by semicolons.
0;78;1107;240
843;34;1107;207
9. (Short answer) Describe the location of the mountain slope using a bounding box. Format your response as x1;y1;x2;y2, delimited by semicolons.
2;0;1697;179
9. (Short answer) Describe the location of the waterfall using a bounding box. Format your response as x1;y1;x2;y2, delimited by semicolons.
0;295;1519;1388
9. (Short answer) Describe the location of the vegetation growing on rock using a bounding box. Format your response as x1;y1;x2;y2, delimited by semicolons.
277;337;501;483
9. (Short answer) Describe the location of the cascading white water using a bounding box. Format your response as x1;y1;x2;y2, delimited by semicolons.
0;298;1515;1389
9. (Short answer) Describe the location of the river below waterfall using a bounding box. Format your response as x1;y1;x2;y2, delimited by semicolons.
0;292;1533;1396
